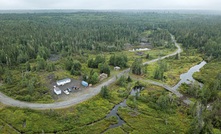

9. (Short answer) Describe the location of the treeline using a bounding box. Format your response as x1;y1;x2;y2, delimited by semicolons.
1;12;221;67
0;12;191;67
0;12;147;66
163;15;221;59
149;29;174;48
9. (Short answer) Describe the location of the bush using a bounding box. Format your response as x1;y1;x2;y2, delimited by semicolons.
88;55;105;68
109;54;128;68
117;76;127;87
88;70;99;85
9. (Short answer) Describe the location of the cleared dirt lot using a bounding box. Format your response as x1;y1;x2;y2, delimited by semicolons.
50;79;88;101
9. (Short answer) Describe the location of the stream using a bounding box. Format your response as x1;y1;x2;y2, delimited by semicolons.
172;61;207;90
106;99;127;128
105;61;207;130
105;87;142;130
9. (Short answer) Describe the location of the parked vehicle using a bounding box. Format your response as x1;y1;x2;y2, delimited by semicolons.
54;86;62;95
63;89;70;95
67;88;72;92
72;86;77;90
81;81;88;87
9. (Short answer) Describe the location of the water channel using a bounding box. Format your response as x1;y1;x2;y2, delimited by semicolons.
172;61;207;90
105;87;142;129
105;61;207;130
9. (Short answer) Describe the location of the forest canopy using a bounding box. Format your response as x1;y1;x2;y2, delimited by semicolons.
0;12;221;66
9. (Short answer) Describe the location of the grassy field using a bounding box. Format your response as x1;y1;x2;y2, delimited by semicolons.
142;49;202;86
192;59;221;104
0;42;213;133
1;77;219;133
117;84;191;134
0;96;115;133
97;47;176;67
0;45;175;103
0;78;130;133
193;60;221;84
0;79;195;133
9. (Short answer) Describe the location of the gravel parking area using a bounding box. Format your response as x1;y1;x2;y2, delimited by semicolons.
50;78;87;101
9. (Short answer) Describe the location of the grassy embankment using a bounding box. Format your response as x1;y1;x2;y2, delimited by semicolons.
193;60;221;84
178;59;221;101
142;49;202;86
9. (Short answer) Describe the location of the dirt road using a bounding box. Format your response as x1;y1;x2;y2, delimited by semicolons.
0;35;186;109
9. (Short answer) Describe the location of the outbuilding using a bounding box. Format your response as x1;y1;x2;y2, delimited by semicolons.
99;73;108;81
56;78;71;86
114;66;121;70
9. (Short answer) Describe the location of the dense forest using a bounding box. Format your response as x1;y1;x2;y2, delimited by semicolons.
0;11;221;133
1;12;221;66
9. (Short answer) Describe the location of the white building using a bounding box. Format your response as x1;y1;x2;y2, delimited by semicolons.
129;48;150;52
56;78;71;86
114;66;121;70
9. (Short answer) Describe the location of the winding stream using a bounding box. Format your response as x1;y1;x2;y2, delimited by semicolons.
106;99;126;128
105;87;142;130
105;61;207;130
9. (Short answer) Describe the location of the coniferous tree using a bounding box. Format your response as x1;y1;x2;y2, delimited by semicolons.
131;58;143;75
100;86;110;99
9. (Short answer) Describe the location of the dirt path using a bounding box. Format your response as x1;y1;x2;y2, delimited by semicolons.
0;35;188;109
133;78;192;105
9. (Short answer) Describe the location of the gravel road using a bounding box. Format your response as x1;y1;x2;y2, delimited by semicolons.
0;35;189;109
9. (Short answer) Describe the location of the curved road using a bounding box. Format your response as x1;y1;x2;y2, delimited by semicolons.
134;79;192;105
0;35;185;109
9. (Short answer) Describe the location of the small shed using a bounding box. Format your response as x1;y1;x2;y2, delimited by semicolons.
99;73;108;81
54;86;61;95
56;78;71;86
114;66;121;70
81;81;88;87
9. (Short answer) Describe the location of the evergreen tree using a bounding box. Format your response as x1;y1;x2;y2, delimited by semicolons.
100;86;109;99
88;59;94;68
98;63;110;76
88;70;99;84
88;55;105;68
131;58;143;75
71;60;82;76
109;54;128;68
127;76;133;82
